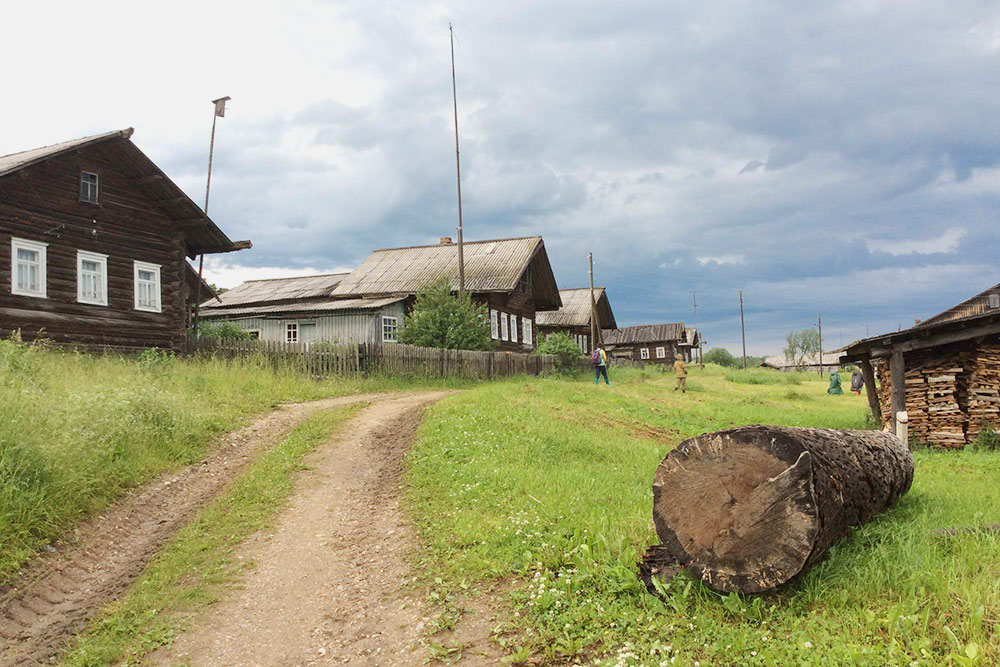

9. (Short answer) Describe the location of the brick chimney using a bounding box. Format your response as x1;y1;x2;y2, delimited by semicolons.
440;237;453;244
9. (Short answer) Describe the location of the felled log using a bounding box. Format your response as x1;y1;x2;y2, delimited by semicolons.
646;425;913;594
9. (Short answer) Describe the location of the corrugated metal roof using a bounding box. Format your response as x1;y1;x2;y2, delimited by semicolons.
761;351;844;369
333;236;553;299
0;129;133;177
202;273;349;308
535;288;615;328
917;282;1000;328
201;296;404;318
602;323;686;345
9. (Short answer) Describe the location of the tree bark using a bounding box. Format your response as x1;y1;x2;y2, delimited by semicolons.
648;425;913;594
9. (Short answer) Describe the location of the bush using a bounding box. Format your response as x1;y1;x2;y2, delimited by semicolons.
534;332;585;373
972;423;1000;451
199;321;255;341
398;277;494;350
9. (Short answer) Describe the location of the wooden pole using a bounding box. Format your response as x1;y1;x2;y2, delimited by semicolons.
817;312;823;377
890;347;907;435
193;96;230;342
450;24;465;298
588;253;598;351
740;289;747;370
860;357;881;423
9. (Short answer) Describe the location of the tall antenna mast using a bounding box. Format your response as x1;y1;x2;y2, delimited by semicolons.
194;95;230;341
450;24;466;297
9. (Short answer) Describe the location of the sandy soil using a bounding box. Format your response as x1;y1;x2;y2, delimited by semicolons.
0;391;501;666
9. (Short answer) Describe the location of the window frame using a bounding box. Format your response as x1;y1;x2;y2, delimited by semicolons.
382;315;399;342
285;322;299;344
11;237;48;298
522;317;533;345
501;312;509;341
80;171;99;204
133;261;162;312
76;250;109;306
990;293;1000;309
640;347;650;360
490;309;499;339
510;314;518;343
655;346;666;359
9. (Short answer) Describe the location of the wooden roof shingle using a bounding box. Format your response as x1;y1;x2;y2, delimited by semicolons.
535;288;616;328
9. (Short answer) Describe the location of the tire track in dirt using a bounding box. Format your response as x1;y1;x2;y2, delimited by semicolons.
0;393;392;666
145;390;501;666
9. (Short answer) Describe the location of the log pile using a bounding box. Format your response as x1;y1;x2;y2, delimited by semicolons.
875;359;965;447
642;425;913;594
961;344;1000;441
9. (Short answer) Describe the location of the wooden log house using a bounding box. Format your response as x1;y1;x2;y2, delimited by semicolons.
0;129;244;352
535;287;617;353
842;282;1000;448
601;323;693;365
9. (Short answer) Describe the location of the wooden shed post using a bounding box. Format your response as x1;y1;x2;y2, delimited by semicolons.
860;357;881;423
890;347;906;434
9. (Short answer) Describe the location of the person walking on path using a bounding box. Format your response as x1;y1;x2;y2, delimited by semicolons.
673;354;688;393
593;346;611;385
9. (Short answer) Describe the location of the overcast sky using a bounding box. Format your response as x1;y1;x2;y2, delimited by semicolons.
5;1;999;355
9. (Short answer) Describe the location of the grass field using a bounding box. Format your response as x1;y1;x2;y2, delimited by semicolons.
405;364;1000;666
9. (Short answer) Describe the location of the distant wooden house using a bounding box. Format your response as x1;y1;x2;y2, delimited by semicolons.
199;273;406;344
330;236;561;351
0;129;244;352
842;282;1000;448
535;287;616;352
760;351;844;374
601;323;692;365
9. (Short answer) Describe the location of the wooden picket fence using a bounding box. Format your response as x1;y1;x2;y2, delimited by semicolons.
189;338;562;380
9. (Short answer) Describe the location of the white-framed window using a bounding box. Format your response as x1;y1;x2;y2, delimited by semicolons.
656;346;666;359
285;322;298;343
133;261;161;312
501;312;509;341
522;317;533;345
11;237;47;298
80;171;99;204
76;250;108;306
382;316;398;342
510;315;518;343
490;309;499;339
640;347;650;360
990;293;1000;309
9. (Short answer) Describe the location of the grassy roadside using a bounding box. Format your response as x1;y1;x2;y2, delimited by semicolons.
58;403;365;666
405;364;1000;666
0;339;469;584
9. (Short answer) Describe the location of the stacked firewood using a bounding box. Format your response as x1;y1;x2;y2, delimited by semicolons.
874;358;964;447
961;344;1000;441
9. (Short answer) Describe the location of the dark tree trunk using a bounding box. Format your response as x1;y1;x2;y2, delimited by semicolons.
647;425;913;594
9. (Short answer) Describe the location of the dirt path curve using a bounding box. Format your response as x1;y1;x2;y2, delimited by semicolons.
146;390;498;667
1;391;497;666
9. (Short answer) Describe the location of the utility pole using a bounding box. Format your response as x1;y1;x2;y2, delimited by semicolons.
588;253;599;351
740;290;747;370
194;96;230;341
450;24;465;298
690;291;702;367
817;312;823;377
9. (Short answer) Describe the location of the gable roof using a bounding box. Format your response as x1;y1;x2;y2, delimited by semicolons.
332;236;561;309
202;273;350;308
535;288;617;329
917;281;1000;328
602;323;686;346
0;128;238;256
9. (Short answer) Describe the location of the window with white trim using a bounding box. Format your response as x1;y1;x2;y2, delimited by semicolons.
285;322;298;343
640;347;650;360
382;316;398;342
501;312;509;341
991;293;1000;309
510;315;518;343
80;172;99;204
522;317;532;345
11;237;47;298
490;309;499;339
655;346;666;359
77;250;108;306
133;261;161;312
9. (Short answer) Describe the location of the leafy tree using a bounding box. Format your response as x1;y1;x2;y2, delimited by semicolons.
398;277;494;350
783;329;820;368
703;347;737;367
199;320;255;341
534;332;585;372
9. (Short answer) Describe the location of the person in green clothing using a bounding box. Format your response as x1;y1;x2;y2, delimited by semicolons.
593;346;611;385
827;371;844;395
673;354;688;393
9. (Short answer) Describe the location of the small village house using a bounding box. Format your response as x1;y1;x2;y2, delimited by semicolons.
199;273;406;344
601;323;695;365
760;350;844;374
841;281;1000;448
0;129;245;352
535;287;616;352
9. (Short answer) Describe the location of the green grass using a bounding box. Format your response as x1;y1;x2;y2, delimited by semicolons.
0;338;469;584
405;364;1000;666
59;404;365;666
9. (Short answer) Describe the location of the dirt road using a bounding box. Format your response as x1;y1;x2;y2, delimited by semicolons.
0;391;499;666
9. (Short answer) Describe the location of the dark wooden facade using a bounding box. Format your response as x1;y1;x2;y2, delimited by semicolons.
602;323;689;366
0;129;238;352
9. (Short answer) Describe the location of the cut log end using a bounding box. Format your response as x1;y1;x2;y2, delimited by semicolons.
652;430;819;593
